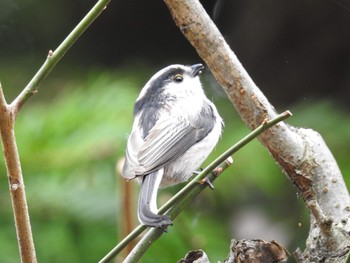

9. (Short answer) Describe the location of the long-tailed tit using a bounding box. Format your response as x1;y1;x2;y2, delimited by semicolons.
122;64;223;228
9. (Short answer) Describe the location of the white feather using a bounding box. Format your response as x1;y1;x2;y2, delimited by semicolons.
122;64;223;227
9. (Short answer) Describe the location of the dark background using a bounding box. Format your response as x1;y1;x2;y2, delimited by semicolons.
1;0;349;106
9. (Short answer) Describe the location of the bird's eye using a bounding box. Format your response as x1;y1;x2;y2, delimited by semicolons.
173;74;183;83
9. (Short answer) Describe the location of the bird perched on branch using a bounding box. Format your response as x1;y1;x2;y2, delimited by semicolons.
122;63;223;228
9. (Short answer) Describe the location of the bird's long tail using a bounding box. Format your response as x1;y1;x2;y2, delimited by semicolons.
138;169;173;228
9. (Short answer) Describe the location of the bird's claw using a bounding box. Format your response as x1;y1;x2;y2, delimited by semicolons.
199;177;215;190
193;168;204;175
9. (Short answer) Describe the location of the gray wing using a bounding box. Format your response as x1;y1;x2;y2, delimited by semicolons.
135;103;215;176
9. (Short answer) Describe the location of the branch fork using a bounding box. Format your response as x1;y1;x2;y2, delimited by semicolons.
0;0;111;262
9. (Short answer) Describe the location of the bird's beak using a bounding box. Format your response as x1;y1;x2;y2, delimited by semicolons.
191;63;204;77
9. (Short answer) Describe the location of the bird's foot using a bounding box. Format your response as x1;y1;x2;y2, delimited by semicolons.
199;177;215;190
193;168;204;175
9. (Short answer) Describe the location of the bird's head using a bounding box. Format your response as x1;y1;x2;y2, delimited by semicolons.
136;64;205;101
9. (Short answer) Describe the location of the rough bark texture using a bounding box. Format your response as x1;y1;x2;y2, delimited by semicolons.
225;239;288;263
164;0;350;262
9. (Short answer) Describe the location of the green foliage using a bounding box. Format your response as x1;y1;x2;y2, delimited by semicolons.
0;71;137;262
0;69;349;262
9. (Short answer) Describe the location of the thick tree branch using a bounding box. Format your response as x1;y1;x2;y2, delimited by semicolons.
163;0;350;262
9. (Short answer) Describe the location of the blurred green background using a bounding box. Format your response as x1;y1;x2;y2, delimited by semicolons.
0;1;349;262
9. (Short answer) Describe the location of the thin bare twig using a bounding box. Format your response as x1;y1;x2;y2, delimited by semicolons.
11;0;111;117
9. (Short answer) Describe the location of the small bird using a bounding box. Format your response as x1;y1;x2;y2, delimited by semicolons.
122;63;223;228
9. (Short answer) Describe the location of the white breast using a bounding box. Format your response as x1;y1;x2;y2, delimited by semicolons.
160;100;222;187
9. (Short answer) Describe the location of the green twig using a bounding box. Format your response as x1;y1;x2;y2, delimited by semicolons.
99;110;292;263
10;0;111;117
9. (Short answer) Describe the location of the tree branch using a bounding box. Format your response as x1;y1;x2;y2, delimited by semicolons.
0;84;37;262
0;1;111;262
163;0;350;261
10;0;111;117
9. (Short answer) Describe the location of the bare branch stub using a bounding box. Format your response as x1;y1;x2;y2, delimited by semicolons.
224;239;289;263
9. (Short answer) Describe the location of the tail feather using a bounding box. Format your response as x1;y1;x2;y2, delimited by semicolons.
137;169;172;228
